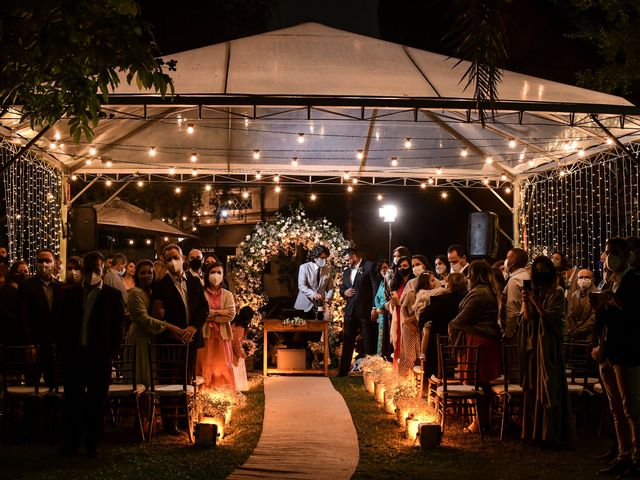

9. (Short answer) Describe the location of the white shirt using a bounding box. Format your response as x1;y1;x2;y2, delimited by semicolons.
170;272;190;324
350;259;362;285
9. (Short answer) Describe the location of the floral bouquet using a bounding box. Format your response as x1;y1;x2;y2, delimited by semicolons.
242;339;257;357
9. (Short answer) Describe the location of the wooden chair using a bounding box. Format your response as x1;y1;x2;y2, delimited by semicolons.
1;345;46;439
435;343;483;440
490;343;523;440
564;342;599;431
147;343;195;442
426;335;451;407
107;344;146;441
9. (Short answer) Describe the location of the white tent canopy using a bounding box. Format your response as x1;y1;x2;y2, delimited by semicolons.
5;23;640;185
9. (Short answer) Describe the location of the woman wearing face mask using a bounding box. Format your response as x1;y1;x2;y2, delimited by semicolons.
293;245;333;320
434;255;450;287
123;261;136;290
196;262;237;390
64;256;83;286
0;260;30;346
372;259;391;357
126;260;184;387
386;256;413;372
519;255;575;447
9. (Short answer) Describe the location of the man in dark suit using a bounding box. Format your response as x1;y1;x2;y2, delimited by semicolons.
57;251;124;458
20;248;62;388
339;247;376;376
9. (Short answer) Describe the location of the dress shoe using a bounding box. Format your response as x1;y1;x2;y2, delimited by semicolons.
594;449;618;462
619;462;640;478
598;458;632;475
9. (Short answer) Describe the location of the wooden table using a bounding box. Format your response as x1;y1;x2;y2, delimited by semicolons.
263;319;329;377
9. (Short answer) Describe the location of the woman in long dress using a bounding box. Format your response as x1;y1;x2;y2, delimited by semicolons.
196;262;236;390
387;256;412;372
126;260;183;387
231;307;255;392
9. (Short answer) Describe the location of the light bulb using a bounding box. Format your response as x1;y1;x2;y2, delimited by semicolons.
85;159;92;166
347;185;353;192
49;142;57;150
352;178;358;184
244;118;249;127
253;149;261;160
137;180;144;187
310;193;317;201
356;150;364;160
148;147;156;156
105;180;112;187
275;185;281;193
606;137;613;145
505;187;512;194
175;187;181;194
509;139;516;148
146;239;152;245
519;152;525;161
274;175;280;183
377;194;383;200
501;174;507;181
559;170;566;177
106;161;112;168
391;158;398;167
441;191;448;199
190;153;198;162
71;175;77;181
169;167;176;175
291;157;298;166
436;167;443;175
192;226;197;231
528;160;535;167
343;172;350;180
420;182;426;189
163;236;169;242
483;178;489;185
485;157;493;164
89;147;97;156
404;138;412;148
128;239;134;245
461;147;468;157
191;169;198;176
242;191;249;199
54;132;61;141
297;133;305;144
578;149;585;158
187;124;194;134
428;178;434;185
182;216;187;221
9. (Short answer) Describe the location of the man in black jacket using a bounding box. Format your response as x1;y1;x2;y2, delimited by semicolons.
57;251;124;458
338;247;376;376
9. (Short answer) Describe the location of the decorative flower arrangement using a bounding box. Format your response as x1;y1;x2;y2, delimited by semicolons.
242;339;257;357
231;204;352;358
194;388;246;421
282;317;307;327
360;355;389;393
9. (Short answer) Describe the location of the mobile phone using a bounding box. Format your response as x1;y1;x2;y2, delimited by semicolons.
522;279;532;292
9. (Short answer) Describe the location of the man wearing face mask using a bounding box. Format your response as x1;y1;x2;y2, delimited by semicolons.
20;248;62;388
591;238;640;477
186;248;204;284
566;269;597;343
64;256;84;286
294;245;333;320
499;247;529;344
103;252;129;314
57;251;124;458
447;244;469;275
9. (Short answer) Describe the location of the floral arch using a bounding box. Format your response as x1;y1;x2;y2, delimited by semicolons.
231;205;351;356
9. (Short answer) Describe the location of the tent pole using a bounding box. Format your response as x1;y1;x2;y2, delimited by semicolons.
95;181;132;212
512;181;521;248
59;174;69;280
69;177;100;205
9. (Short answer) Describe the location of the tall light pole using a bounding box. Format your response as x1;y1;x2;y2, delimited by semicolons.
379;204;397;262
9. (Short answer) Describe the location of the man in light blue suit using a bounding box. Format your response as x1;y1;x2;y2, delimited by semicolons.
293;245;333;319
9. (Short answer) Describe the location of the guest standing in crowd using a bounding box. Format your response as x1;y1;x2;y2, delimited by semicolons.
0;260;29;346
392;246;411;268
501;247;529;344
126;260;184;387
103;252;129;312
64;256;83;286
293;245;333;320
203;253;219;267
57;251;124;458
434;254;450;287
20;248;62;388
519;255;574;447
372;259;391;357
231;306;255;392
386;256;412;372
197;262;236;389
123;261;136;290
449;260;502;434
186;249;204;284
592;238;640;476
447;244;469;275
566;269;597;343
339;247;375;376
552;251;578;295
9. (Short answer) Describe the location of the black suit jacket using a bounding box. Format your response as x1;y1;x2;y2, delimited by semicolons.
340;260;376;320
151;273;209;349
20;276;62;345
56;283;125;359
596;269;640;366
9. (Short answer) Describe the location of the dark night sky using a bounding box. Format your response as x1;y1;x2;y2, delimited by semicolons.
134;0;598;262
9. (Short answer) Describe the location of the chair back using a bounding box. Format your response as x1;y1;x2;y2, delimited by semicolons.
112;344;138;390
438;344;480;392
148;344;188;392
563;342;597;386
1;345;40;394
502;343;520;389
434;335;450;379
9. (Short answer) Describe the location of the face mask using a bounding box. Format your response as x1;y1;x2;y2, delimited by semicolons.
412;265;424;277
577;278;592;290
503;270;509;281
551;258;561;268
168;259;183;275
69;269;81;283
399;267;411;277
117;267;126;277
384;270;394;281
532;270;556;287
189;258;203;271
314;258;326;268
435;264;447;276
209;272;223;286
90;272;102;286
393;257;398;265
37;263;53;278
451;263;462;273
605;254;623;272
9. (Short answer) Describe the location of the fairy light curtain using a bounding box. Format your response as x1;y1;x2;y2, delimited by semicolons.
1;140;62;266
521;142;640;270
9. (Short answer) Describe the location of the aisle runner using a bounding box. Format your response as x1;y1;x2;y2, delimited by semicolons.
228;376;359;480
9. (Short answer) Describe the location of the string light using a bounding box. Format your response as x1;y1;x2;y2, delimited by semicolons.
53;132;61;141
505;187;512;194
85;159;92;166
501;174;507;181
483;177;489;185
274;174;280;183
297;133;305;144
441;191;448;199
356;150;364;160
343;172;351;180
187;124;194;134
275;185;281;193
291;157;298;167
190;153;198;162
242;191;249;199
528;160;535;167
519;151;526;161
105;180;112;187
377;194;383;200
606;137;613;145
485;157;493;164
509;139;517;148
244;118;249;127
347;185;354;192
578;149;585;158
461;147;468;157
146;239;152;245
164;236;169;242
436;167;443;175
352;178;358;184
182;216;187;221
420;182;426;189
137;180;144;187
175;187;181;194
428;178;434;185
106;161;112;168
404;138;412;148
310;193;317;201
148;147;156;156
253;149;261;160
49;141;57;150
205;184;212;191
391;157;398;167
71;174;77;181
192;226;197;231
128;239;134;245
89;147;97;156
169;167;176;175
255;173;262;179
191;169;198;176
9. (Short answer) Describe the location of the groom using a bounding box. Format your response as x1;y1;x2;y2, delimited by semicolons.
338;247;376;376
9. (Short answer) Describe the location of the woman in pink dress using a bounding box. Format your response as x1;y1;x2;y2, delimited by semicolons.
196;262;236;390
386;256;413;372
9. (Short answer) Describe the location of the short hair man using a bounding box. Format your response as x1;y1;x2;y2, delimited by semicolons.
566;269;597;343
447;244;468;274
102;253;128;312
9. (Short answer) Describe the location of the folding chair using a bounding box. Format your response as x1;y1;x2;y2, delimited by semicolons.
147;344;195;442
426;335;452;407
564;342;599;431
490;343;523;440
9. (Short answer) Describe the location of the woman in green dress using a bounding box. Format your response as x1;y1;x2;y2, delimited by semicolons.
126;259;183;386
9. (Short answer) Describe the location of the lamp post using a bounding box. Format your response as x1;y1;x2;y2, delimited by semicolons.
378;204;397;262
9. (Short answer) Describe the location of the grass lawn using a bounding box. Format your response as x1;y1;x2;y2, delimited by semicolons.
332;376;610;480
0;377;265;480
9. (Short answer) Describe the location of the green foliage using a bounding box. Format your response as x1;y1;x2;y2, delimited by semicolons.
0;0;175;142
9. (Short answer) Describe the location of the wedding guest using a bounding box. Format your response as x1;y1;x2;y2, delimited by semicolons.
500;247;529;344
53;253;63;281
231;306;255;392
386;256;412;372
103;252;129;312
64;256;83;286
566;269;597;343
57;251;125;458
434;254;450;287
0;260;30;346
552;251;578;295
592;238;640;476
196;262;236;390
293;245;333;320
203;253;220;267
338;247;376;376
126;260;183;387
372;259;391;357
20;248;62;388
449;260;502;434
447;244;469;275
152;260;167;281
392;246;411;267
123;261;136;290
186;248;204;284
520;255;574;448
